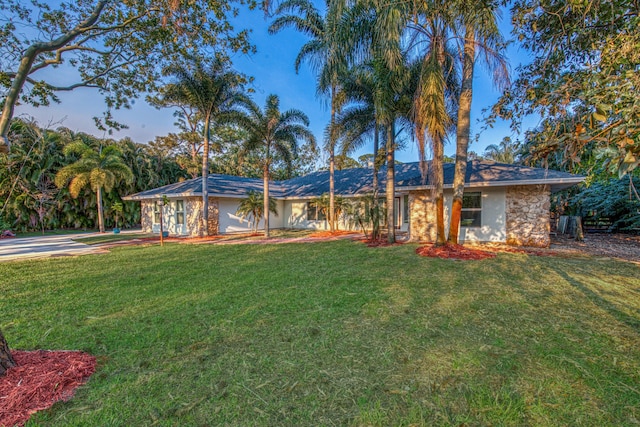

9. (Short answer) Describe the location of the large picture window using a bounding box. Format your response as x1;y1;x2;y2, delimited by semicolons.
461;192;481;228
176;200;185;225
306;202;326;221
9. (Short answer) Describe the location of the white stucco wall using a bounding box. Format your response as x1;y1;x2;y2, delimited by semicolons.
444;187;506;243
218;198;285;233
284;200;356;230
409;187;507;243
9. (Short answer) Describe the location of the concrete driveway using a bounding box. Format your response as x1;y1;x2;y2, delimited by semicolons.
0;233;109;262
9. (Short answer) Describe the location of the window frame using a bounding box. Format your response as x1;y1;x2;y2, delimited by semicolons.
460;192;482;228
403;195;409;224
153;201;161;224
306;201;326;221
175;199;185;226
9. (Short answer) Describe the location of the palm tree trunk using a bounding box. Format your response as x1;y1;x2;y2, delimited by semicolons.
448;29;476;244
329;86;336;233
263;162;270;238
434;133;446;246
372;121;380;241
386;122;395;244
0;328;17;376
202;113;211;237
96;186;105;233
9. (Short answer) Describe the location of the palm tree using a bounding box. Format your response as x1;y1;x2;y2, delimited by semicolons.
335;63;383;238
269;0;346;232
409;5;461;246
240;94;316;238
447;1;508;244
160;59;250;236
55;140;133;233
484;137;518;164
310;192;348;229
236;190;278;233
338;0;409;243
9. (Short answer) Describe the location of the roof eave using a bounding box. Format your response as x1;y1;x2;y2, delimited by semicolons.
398;177;585;192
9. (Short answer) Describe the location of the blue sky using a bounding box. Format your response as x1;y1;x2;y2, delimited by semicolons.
18;4;539;164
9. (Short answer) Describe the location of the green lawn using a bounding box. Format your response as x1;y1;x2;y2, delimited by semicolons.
1;241;639;426
73;232;155;245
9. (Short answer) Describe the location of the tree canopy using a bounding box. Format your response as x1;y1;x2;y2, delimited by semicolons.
494;0;639;178
0;0;256;152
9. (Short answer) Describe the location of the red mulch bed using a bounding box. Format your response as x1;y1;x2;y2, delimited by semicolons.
0;350;96;427
416;243;497;260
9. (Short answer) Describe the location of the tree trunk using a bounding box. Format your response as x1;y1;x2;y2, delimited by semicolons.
575;216;584;242
263;161;270;239
329;86;336;233
0;328;17;376
434;133;446;246
448;28;476;244
372;122;380;241
96;186;105;233
202;113;211;237
386;122;395;244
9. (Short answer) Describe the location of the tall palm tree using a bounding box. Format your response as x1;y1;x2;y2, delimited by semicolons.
269;0;346;232
339;0;408;243
447;0;508;244
240;94;316;238
408;1;461;246
334;64;383;238
161;59;249;236
55;140;133;233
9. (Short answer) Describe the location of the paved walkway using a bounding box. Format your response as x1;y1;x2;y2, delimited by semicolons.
0;234;108;262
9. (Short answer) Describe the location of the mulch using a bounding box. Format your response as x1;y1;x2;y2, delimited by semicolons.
0;350;96;427
416;243;497;260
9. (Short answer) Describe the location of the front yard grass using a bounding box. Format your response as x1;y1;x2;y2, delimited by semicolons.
1;240;639;426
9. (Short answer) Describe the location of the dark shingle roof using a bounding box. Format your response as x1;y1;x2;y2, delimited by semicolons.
123;160;584;200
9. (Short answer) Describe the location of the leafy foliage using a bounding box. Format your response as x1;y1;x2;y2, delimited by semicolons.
0;120;188;232
572;176;640;231
236;190;278;233
494;0;640;178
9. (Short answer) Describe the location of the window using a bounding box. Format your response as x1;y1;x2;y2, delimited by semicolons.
403;195;409;223
153;201;161;224
306;202;326;221
176;200;185;225
461;192;481;228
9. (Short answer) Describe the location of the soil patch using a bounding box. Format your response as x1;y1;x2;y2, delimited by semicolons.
551;233;640;263
308;230;359;238
416;243;496;260
0;350;96;427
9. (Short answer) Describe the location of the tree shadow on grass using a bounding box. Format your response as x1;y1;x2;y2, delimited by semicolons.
555;269;640;332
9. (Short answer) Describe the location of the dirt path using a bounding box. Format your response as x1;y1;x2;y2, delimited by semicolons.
550;233;640;263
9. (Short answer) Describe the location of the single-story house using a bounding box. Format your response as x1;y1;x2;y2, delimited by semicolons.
122;160;584;247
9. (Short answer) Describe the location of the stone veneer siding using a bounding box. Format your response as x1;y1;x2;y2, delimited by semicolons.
140;197;219;236
141;201;153;233
184;197;219;236
409;190;436;242
505;185;550;247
